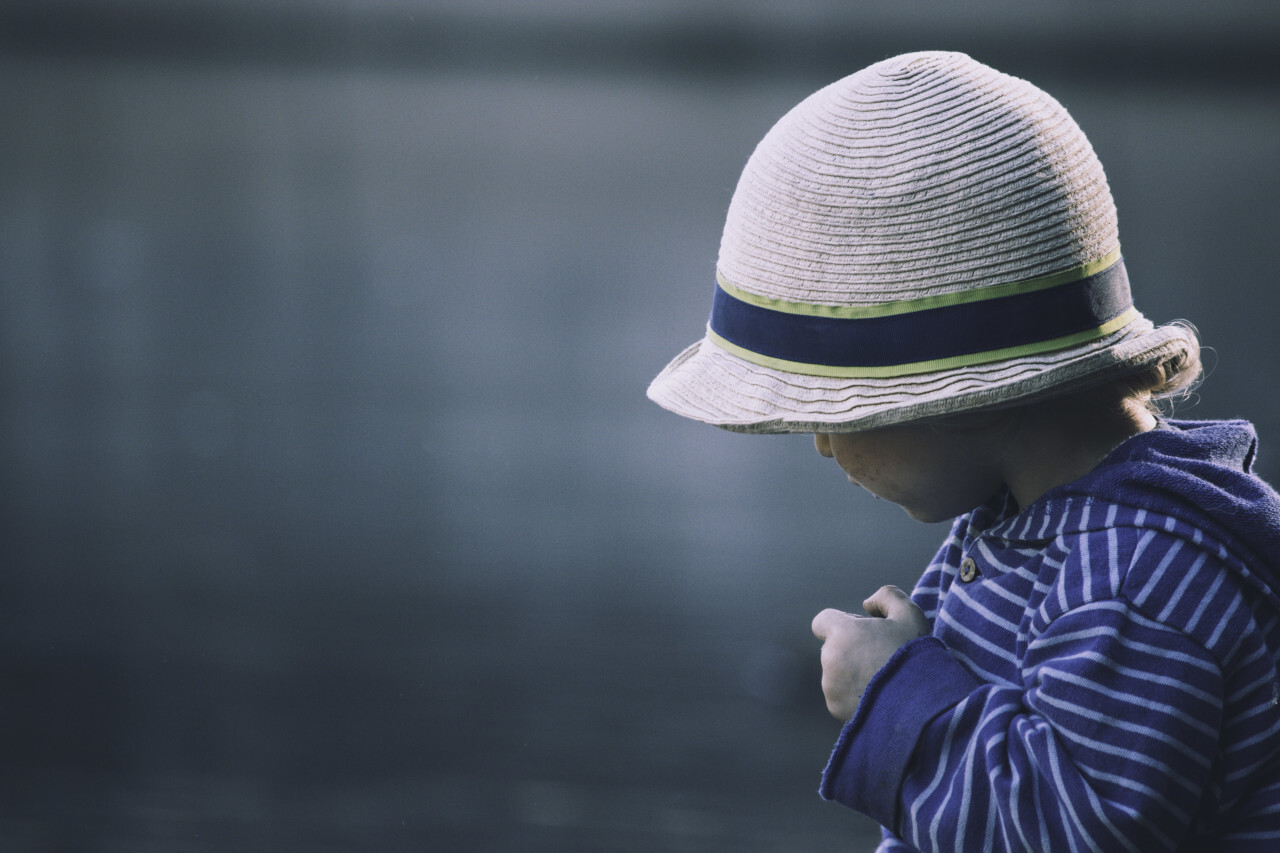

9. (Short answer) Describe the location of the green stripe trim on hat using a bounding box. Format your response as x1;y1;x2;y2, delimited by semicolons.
716;247;1123;320
706;307;1140;379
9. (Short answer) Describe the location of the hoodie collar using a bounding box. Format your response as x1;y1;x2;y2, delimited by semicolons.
968;419;1280;604
977;420;1260;541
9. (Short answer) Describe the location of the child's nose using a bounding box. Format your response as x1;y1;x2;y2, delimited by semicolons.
814;434;833;458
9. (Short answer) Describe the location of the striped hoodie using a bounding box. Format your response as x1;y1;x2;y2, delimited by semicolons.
819;419;1280;852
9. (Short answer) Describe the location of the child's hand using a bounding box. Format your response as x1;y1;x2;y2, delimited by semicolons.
811;586;930;721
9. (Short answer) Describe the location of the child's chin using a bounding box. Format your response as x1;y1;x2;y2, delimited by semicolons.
901;504;953;524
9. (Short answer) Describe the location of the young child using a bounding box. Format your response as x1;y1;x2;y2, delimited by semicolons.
647;51;1280;851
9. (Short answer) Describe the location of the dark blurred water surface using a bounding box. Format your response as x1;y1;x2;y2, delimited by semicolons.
3;6;1280;851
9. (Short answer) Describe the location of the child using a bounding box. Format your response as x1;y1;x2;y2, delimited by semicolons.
647;51;1280;851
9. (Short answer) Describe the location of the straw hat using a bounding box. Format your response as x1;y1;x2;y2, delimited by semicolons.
647;51;1196;433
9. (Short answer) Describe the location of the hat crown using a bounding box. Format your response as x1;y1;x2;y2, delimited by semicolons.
718;51;1119;306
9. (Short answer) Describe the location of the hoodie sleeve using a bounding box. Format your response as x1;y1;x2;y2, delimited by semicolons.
820;528;1229;852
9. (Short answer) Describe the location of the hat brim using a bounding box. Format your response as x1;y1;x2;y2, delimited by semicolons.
647;316;1195;434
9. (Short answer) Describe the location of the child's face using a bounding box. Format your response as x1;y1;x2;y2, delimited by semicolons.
815;423;1006;523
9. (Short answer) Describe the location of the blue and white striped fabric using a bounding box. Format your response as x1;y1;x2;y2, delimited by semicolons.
820;420;1280;851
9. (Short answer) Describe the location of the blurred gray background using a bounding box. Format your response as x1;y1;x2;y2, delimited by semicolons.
2;1;1279;850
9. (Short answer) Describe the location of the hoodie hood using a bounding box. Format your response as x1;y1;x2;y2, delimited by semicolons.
1004;419;1280;606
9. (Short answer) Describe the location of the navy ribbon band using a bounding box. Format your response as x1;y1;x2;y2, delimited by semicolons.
708;255;1136;378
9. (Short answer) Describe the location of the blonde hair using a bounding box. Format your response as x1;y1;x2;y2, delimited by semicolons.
1116;321;1204;415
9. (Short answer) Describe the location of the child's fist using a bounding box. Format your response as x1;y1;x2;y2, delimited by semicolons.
811;586;930;721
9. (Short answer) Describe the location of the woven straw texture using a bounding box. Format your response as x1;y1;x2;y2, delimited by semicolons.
648;51;1196;433
721;50;1117;304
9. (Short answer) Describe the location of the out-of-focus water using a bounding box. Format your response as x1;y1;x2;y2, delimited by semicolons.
3;11;1280;851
